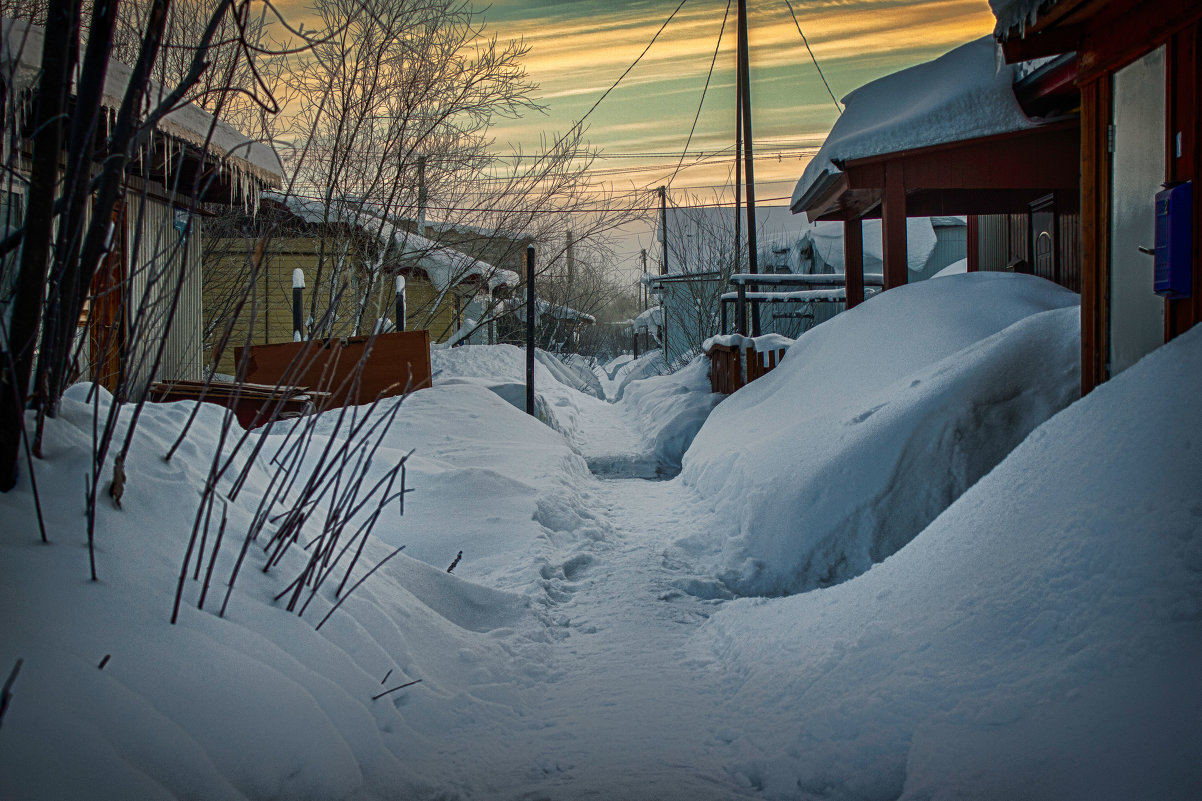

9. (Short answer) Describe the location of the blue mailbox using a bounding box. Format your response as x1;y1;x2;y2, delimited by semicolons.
1153;181;1192;298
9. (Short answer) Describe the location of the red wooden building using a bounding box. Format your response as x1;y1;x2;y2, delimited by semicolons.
994;0;1202;391
791;37;1081;313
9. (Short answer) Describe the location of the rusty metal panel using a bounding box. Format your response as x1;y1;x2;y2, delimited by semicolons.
236;329;432;409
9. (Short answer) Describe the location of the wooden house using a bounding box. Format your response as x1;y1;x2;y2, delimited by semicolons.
0;18;283;398
993;0;1202;391
204;196;519;374
791;36;1081;310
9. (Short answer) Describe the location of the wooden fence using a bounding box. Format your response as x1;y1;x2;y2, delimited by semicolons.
706;342;787;394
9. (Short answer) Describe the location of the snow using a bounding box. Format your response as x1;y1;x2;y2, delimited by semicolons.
702;332;794;354
632;305;662;333
2;18;283;184
3;270;1200;799
932;257;969;278
266;193;519;293
689;316;1202;801
804;217;939;275
792;37;1036;212
681;272;1081;596
610;349;668;401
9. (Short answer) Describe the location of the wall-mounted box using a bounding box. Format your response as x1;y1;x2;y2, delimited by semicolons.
1154;181;1192;298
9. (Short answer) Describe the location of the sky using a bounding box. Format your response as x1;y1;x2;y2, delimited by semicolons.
468;0;996;275
475;0;996;203
275;0;997;277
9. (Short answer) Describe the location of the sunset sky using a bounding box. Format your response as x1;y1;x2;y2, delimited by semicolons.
474;0;996;206
275;0;997;273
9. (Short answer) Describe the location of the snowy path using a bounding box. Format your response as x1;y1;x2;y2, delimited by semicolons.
405;402;757;800
564;394;666;480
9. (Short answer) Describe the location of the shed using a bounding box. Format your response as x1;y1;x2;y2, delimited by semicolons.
204;195;519;373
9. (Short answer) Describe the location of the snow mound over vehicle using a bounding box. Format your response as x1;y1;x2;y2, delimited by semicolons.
694;318;1202;800
681;272;1081;596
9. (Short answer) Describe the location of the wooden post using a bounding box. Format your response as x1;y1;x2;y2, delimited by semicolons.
736;282;748;335
843;218;864;308
525;246;536;416
882;162;908;290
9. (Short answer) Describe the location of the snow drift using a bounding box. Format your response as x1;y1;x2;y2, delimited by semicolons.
619;356;722;474
694;317;1202;800
681;272;1081;596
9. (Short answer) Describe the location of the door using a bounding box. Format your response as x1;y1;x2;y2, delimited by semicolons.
1109;46;1166;376
1029;194;1057;285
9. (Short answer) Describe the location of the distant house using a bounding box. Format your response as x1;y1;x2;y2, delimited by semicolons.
790;36;1081;308
652;203;966;359
993;0;1202;391
0;18;283;397
204;196;518;373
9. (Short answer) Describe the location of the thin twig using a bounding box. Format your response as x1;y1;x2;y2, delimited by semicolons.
372;678;421;700
315;545;405;631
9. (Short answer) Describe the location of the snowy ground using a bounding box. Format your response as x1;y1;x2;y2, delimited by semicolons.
1;274;1199;799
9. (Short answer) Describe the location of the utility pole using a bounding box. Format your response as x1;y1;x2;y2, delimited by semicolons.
736;0;761;336
658;186;669;276
641;248;648;310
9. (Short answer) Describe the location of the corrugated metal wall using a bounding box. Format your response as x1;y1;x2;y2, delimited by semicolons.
125;195;203;394
927;223;968;276
975;210;1081;293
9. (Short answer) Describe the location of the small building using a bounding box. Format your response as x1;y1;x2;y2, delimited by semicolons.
1;18;283;397
791;36;1081;309
993;0;1202;391
204;196;518;373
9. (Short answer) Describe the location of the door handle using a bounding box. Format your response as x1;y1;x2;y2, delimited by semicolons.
1138;246;1155;256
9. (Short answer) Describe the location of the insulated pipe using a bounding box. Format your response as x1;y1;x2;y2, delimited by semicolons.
395;274;406;332
292;269;305;342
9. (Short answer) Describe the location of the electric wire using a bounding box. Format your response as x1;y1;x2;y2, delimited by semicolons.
563;0;691;143
666;0;731;189
784;0;841;114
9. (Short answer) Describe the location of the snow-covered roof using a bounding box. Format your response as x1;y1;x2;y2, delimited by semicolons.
791;37;1036;212
1;18;283;185
265;193;520;293
536;299;595;324
633;305;662;333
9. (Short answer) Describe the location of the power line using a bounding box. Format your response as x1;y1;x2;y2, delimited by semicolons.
667;0;731;189
569;0;691;137
784;0;842;114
